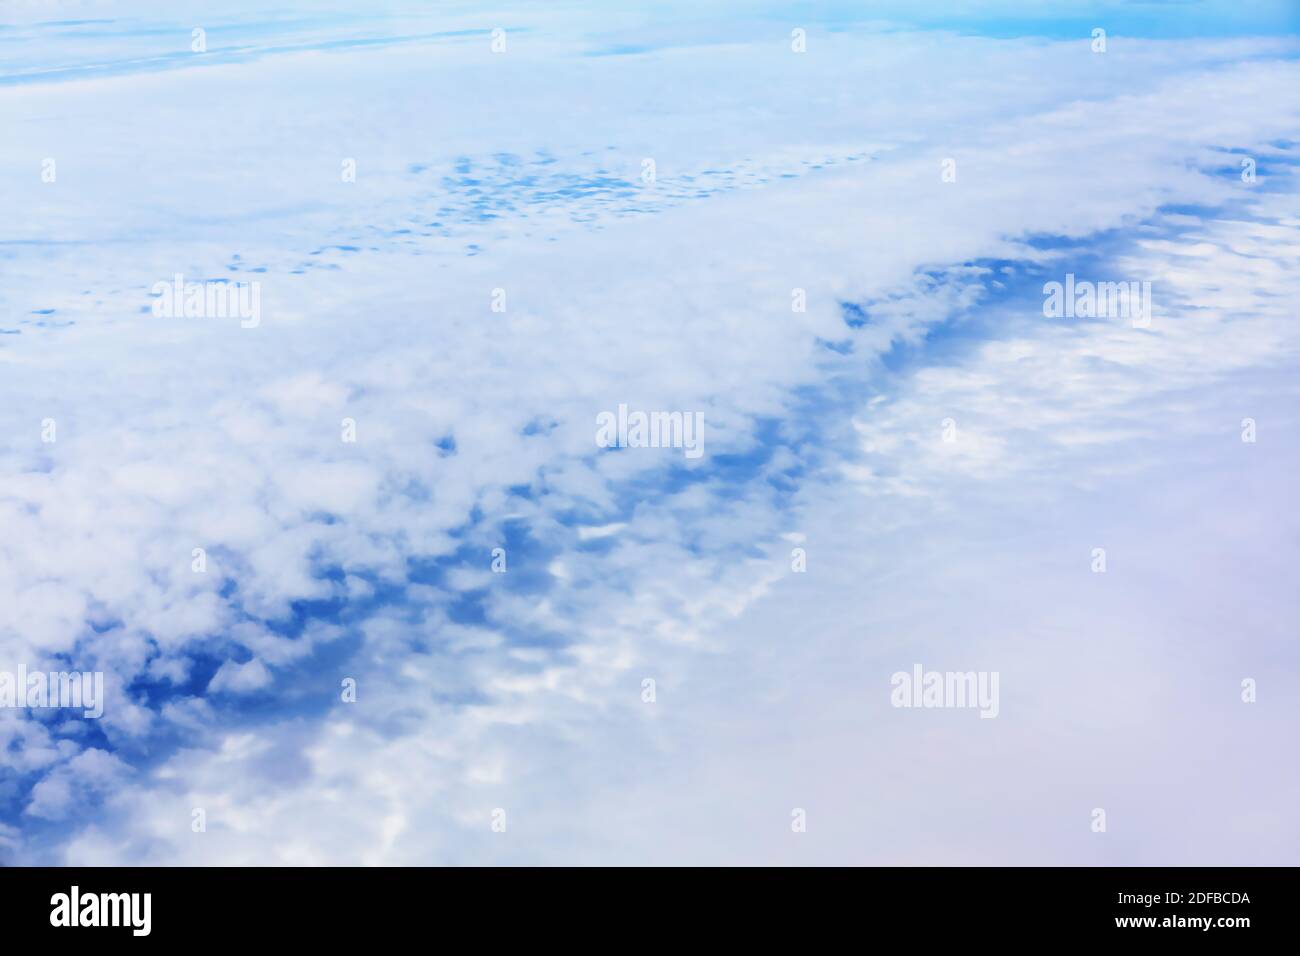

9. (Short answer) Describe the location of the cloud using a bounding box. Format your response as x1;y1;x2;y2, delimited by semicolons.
207;658;273;696
24;749;132;822
0;5;1297;862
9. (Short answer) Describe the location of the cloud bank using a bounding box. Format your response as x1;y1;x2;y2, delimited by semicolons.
1;3;1297;863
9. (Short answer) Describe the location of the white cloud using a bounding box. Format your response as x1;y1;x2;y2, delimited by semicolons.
1;8;1297;862
207;658;273;695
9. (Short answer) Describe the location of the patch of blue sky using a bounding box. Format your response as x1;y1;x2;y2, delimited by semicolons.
808;0;1300;39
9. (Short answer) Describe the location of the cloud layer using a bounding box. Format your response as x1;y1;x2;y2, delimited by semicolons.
1;4;1297;863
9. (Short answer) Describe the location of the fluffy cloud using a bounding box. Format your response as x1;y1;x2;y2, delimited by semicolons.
1;5;1297;862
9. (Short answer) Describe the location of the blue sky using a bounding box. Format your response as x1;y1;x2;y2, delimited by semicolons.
1;1;1298;864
